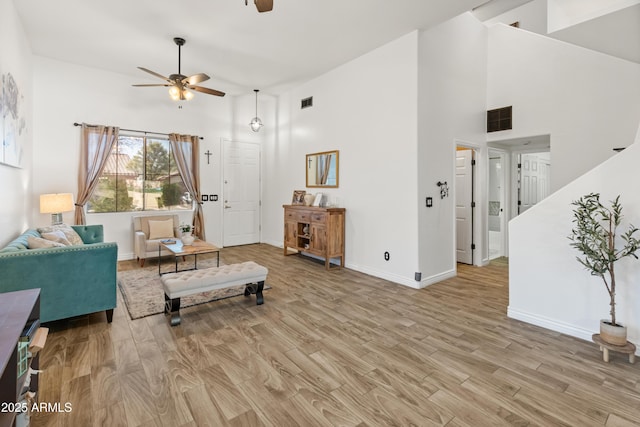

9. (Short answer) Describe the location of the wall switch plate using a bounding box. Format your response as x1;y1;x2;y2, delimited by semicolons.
426;197;433;207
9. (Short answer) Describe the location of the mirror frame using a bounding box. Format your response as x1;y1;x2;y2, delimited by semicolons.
306;150;339;188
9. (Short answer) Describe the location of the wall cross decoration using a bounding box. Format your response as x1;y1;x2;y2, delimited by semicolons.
204;150;212;165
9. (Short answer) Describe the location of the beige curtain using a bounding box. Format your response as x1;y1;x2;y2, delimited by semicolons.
75;123;119;224
169;133;205;240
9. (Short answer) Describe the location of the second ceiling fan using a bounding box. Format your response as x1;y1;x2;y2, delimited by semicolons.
133;37;225;101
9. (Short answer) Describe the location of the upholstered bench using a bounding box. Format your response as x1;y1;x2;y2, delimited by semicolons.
161;261;268;325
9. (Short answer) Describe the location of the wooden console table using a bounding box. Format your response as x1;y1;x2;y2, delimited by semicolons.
283;205;345;270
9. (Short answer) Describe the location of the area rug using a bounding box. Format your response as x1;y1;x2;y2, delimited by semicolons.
117;258;270;320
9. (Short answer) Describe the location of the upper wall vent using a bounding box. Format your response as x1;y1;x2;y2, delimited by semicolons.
487;106;512;133
301;96;313;109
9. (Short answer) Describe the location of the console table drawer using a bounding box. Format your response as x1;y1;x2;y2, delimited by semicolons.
297;211;311;222
311;213;326;222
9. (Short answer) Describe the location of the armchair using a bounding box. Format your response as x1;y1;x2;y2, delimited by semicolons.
133;214;180;266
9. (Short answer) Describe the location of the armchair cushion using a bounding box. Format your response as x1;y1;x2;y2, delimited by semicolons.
148;219;175;240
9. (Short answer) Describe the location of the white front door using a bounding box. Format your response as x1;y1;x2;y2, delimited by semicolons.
456;149;473;265
223;141;261;246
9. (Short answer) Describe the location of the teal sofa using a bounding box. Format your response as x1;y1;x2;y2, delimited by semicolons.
0;225;117;323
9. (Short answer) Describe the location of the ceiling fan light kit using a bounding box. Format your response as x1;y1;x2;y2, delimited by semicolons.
133;37;225;102
250;89;263;132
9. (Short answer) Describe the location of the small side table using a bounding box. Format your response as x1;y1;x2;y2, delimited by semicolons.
592;334;636;363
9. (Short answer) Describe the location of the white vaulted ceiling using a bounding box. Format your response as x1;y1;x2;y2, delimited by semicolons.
13;0;486;95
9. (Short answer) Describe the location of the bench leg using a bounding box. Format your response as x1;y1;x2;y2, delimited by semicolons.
244;281;265;305
164;293;181;326
106;309;114;323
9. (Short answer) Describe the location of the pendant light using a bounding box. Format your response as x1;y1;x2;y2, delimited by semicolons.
249;89;263;132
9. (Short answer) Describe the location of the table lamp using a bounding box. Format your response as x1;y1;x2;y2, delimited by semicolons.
40;193;74;225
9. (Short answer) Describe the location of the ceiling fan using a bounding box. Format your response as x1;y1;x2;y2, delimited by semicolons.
133;37;225;101
246;0;273;13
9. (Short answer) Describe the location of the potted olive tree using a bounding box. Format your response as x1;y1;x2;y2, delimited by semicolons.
569;193;640;346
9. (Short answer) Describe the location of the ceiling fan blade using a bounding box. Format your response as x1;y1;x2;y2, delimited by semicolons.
132;83;171;87
255;0;273;12
190;86;226;97
137;67;171;82
184;73;210;85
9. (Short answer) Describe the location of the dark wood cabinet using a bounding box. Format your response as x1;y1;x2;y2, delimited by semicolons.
0;289;41;427
283;205;345;269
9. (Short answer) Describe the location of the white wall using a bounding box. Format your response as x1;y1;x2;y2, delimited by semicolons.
509;126;640;349
31;56;242;259
264;32;421;286
417;13;489;281
487;23;640;191
0;0;33;245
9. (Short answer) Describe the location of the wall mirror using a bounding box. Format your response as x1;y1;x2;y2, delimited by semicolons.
306;150;339;188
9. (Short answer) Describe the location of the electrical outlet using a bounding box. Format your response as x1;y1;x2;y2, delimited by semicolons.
426;197;433;207
384;251;390;261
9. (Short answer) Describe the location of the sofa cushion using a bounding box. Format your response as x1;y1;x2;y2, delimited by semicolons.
148;219;174;240
27;236;66;249
0;229;41;252
37;224;84;245
41;230;72;246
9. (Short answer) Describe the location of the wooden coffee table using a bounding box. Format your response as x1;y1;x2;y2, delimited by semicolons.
158;239;220;276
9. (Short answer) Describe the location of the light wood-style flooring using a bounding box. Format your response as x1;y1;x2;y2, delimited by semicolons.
31;244;640;426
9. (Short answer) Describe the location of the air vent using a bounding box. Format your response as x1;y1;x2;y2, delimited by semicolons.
487;106;512;133
301;96;313;109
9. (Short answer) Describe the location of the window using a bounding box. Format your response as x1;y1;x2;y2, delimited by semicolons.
87;135;192;213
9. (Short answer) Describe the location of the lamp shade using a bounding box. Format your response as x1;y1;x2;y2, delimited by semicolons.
40;193;74;214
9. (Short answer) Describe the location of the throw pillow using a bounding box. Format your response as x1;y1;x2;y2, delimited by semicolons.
41;230;72;246
148;219;174;240
27;236;65;249
37;224;84;245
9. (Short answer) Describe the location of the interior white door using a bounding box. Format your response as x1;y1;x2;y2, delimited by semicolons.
518;153;551;214
456;149;473;265
223;141;261;246
488;152;504;259
519;154;537;214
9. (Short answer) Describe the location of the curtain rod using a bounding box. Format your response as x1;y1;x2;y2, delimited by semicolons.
73;123;203;140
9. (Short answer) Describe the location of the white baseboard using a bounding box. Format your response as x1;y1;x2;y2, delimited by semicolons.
345;263;421;288
508;307;595;342
417;269;456;288
508;307;640;355
119;251;135;261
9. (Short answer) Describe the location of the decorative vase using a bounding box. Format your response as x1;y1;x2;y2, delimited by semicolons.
600;320;627;346
181;233;195;246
